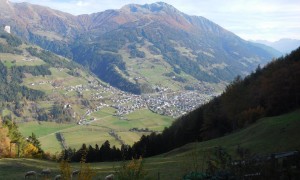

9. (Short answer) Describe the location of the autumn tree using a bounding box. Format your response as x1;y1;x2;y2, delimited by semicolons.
0;119;11;158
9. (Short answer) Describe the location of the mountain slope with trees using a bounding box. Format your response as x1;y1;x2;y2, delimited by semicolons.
129;47;300;157
0;30;106;123
0;1;281;94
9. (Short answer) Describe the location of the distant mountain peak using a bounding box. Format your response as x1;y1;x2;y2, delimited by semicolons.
0;0;13;18
121;1;179;13
142;2;178;12
0;0;9;4
0;0;10;6
253;38;300;54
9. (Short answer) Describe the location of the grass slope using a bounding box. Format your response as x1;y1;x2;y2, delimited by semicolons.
1;110;299;179
164;109;300;158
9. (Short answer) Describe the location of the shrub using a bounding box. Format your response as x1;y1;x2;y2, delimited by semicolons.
60;160;72;180
115;157;147;180
59;151;96;180
78;153;96;180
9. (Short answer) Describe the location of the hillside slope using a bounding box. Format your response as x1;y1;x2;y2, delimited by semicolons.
0;30;108;123
164;109;300;158
0;1;281;93
130;46;300;158
0;31;177;152
1;110;299;179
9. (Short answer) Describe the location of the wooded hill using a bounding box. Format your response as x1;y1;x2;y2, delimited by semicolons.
0;30;105;123
0;32;46;103
130;46;300;157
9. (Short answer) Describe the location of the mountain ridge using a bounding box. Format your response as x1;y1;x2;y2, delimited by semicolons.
254;38;300;54
1;1;281;94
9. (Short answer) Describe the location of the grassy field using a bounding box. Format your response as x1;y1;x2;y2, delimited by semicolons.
18;122;76;153
2;110;299;179
163;109;300;158
39;134;63;153
17;108;174;154
18;121;75;138
0;53;45;67
0;157;186;180
124;109;174;131
90;108;173;131
61;125;119;150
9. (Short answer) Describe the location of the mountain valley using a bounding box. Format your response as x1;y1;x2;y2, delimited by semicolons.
0;31;216;152
0;1;281;94
0;1;299;179
0;0;280;153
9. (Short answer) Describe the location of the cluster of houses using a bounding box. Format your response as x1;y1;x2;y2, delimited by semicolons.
74;80;218;119
26;68;218;123
22;57;37;62
64;84;90;93
111;94;147;116
144;91;214;117
29;80;52;86
109;89;216;118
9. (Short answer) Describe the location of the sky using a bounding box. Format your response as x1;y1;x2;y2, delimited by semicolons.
9;0;300;42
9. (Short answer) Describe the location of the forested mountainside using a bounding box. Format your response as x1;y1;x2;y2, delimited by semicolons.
0;30;113;123
0;33;45;103
129;47;300;157
0;1;281;94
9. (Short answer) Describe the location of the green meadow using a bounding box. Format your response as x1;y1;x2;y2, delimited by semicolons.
18;108;174;154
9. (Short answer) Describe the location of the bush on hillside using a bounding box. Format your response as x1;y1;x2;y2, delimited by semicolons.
115;157;147;180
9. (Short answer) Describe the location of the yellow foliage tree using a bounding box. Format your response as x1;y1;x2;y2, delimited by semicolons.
23;143;39;158
0;117;11;158
0;125;11;158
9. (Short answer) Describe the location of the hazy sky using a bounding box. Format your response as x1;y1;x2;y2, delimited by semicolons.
9;0;300;42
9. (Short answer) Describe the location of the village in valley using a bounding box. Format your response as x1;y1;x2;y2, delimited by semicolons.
24;73;220;151
2;23;221;127
35;75;219;124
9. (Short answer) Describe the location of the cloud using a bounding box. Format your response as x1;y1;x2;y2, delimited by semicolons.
183;0;300;41
76;0;90;7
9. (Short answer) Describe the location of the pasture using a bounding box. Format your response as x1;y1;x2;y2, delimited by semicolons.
0;53;45;67
18;108;174;154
